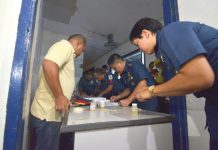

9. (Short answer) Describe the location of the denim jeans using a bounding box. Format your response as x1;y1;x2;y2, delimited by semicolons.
30;114;62;150
210;139;218;150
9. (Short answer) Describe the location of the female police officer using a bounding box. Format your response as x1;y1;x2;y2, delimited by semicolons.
129;17;218;150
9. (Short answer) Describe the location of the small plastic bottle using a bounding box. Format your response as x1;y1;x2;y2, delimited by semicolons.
131;103;138;112
100;101;105;108
90;102;97;110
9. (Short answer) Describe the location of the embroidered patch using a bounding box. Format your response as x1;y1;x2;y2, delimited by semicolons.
108;75;113;80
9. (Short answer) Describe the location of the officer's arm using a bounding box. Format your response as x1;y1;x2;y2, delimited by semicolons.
78;82;88;97
153;55;214;97
128;80;147;102
79;90;88;97
98;85;113;96
117;88;131;99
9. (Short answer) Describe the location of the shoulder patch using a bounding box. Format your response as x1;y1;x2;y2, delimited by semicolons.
108;75;113;80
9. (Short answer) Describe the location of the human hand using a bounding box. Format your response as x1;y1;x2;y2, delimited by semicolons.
81;93;88;97
110;95;121;102
135;87;152;102
55;95;72;113
119;98;131;107
97;93;103;97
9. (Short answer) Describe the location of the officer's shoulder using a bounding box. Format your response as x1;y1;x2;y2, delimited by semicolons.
132;61;142;66
164;21;197;32
127;61;138;67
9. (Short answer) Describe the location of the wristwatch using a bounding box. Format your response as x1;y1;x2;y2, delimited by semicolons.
148;85;156;97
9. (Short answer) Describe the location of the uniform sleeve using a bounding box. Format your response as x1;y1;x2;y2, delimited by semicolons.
44;41;73;68
162;23;207;70
132;61;152;81
107;74;113;85
78;78;84;90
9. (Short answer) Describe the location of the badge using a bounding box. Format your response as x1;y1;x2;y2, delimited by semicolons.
128;72;133;81
108;75;113;80
160;55;165;63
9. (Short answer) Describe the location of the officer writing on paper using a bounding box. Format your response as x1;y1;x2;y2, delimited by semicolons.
30;34;86;150
107;54;160;111
94;68;124;99
129;18;218;150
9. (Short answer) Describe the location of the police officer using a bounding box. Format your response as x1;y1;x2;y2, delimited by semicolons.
94;68;124;99
112;73;125;96
102;64;109;74
78;70;97;97
107;53;160;111
130;17;218;150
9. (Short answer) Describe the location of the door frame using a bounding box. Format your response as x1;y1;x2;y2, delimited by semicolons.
3;0;38;149
163;0;189;150
3;0;189;150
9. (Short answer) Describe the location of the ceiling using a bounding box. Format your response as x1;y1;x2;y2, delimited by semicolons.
44;0;163;66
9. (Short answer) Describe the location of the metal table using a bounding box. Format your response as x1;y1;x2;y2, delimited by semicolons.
61;106;174;150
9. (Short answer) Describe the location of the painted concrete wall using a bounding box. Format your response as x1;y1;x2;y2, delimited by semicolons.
177;0;218;149
0;0;22;149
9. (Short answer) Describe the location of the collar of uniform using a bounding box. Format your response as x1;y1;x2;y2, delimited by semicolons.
154;31;161;58
122;60;131;76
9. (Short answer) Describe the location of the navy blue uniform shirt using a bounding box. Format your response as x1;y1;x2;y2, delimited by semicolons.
155;21;218;139
99;73;125;97
99;73;113;91
120;60;160;111
120;60;154;91
111;73;125;95
78;76;97;96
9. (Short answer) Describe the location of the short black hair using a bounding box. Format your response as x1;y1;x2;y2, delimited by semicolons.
129;18;163;41
94;68;105;75
68;34;86;45
102;65;108;70
84;70;92;75
107;53;124;66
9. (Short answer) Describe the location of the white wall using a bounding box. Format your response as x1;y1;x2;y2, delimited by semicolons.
0;0;22;149
177;0;218;149
178;0;218;27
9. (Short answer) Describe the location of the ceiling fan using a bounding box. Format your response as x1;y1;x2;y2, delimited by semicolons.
104;33;119;48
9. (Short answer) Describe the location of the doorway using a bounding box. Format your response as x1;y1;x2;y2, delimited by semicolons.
4;0;188;150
